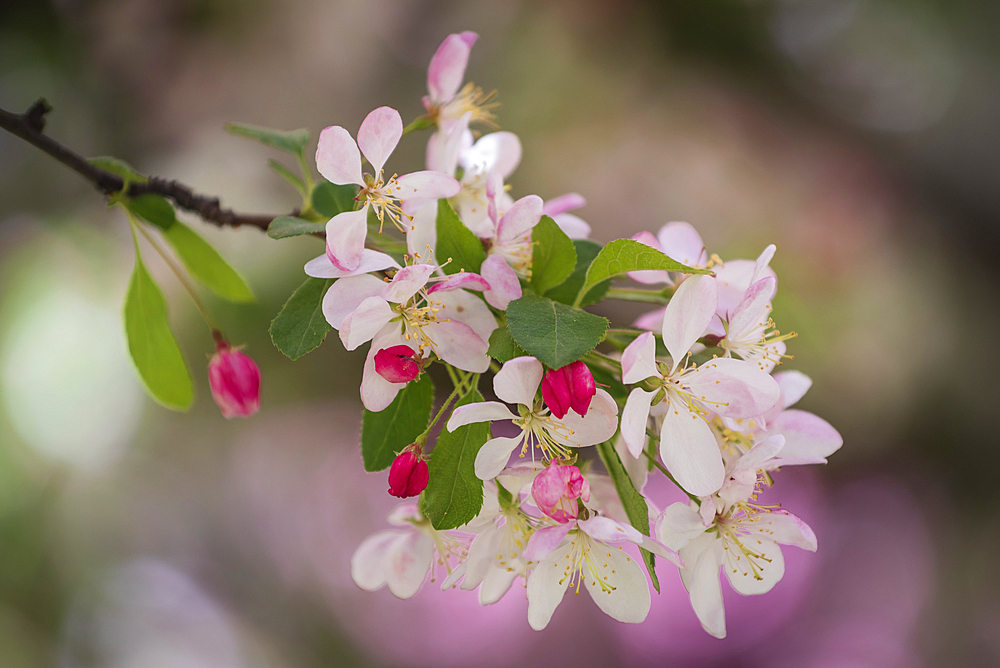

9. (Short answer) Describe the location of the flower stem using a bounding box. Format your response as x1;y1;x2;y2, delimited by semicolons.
422;369;477;441
605;287;673;304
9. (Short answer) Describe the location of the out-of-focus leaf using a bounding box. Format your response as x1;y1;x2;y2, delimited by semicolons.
225;122;309;155
162;222;254;303
267;216;326;240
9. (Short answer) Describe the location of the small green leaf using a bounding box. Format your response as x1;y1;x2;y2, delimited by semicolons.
162;222;254;303
546;240;611;307
423;385;490;530
596;440;659;593
577;239;712;306
487;318;527;363
126;194;176;230
435;199;485;275
225;122;309;155
89;156;147;185
505;294;608;369
267;216;326;240
530;215;576;296
268;159;306;194
123;249;193;411
269;277;333;360
312;182;360;218
362;375;435;472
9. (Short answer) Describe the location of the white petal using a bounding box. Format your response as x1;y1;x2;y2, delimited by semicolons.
622;331;658;384
357;106;402;174
460;529;498;591
426;112;470;174
316;125;364;186
339;296;394;351
526;548;572;631
394;170;461;201
325;206;370;272
662;274;718;373
773;370;812;409
475;435;523;481
552;213;591;240
687;357;780;419
684;536;727;638
425;320;489;372
494;356;543;406
578;516;642;544
614;433;648;492
382;264;435;303
321;274;387;329
461;131;522;179
360;326;406;411
621;388;656;458
479;566;519;605
769;409;843;459
496;461;545;497
480;254;522;309
523;523;574;562
727;277;775;341
659;404;725;497
447;401;517;431
350;531;399;591
433;288;497;343
496;194;543;244
305;250;400;279
582;543;651;624
750;244;777;286
384;531;434;599
758;510;817;551
724;537;784;596
406;201;438;260
657;221;707;267
556;390;619;446
655;502;708;552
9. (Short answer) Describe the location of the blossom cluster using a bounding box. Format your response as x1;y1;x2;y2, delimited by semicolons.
302;32;842;636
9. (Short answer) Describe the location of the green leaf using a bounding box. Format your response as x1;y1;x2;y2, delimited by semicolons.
162;221;255;303
423;385;490;530
225;122;309;155
529;215;576;296
89;156;147;185
435;199;485;275
312;182;359;218
596;440;659;593
126;194;176;230
123;248;193;411
577;238;712;306
546;240;611;307
361;375;435;472
267;215;326;240
268;159;306;194
505;294;608;369
487;318;527;363
269;277;333;360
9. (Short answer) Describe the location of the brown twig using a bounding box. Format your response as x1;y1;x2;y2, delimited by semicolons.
0;98;288;231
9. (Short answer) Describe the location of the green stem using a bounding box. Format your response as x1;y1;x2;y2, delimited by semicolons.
605;287;673;304
422;369;477;441
402;115;434;136
297;152;315;210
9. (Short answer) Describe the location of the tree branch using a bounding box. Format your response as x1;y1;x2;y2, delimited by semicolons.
0;98;289;231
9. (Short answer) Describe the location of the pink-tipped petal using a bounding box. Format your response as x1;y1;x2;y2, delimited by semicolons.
769;409;844;459
316;126;364;186
382;264;436;304
426;272;490;294
357;106;402;174
394;170;462;201
340;296;395;351
727;277;776;340
523;522;574;562
751;244;777;286
325;207;369;272
426;112;471;174
662;274;718;373
321;274;386;329
427;32;478;103
461;131;522;179
687;357;780;418
425;320;490;373
621;388;657;458
622;331;658;384
306;250;400;279
773;370;812;409
551;212;591;240
480;254;522;309
634;307;666;331
496;194;543;244
656;222;707;267
542;193;586;217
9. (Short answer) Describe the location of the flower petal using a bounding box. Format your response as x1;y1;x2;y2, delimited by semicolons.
306;250;400;279
432;288;497;343
424;319;489;372
406;201;438;261
426;112;471;174
659;404;725;497
582;544;651;624
768;409;843;459
683;535;727;638
325;206;369;272
773;370;812;409
688;357;781;419
750;244;777;286
479;566;519;605
724;537;784;596
384;531;434;599
662;274;718;373
426;272;490;294
657;221;707;267
523;522;574;562
760;510;817;551
496;194;543;244
447;401;517;431
360;326;407;411
475;435;523;481
480;254;522;309
542;193;585;217
494;356;543;406
655;502;707;552
382;264;435;304
727;276;775;341
316;125;364;186
556;389;618;446
578;516;643;544
427;31;478;104
339;296;395;351
551;212;591;240
357;106;402;174
321;274;387;329
621;388;656;458
351;530;399;591
526;547;572;631
394;170;462;202
461;131;522;179
622;331;658;384
614;433;648;492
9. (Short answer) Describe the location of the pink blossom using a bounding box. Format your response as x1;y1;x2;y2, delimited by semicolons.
540;361;596;419
422;32;496;130
531;463;591;523
542;193;591;240
388;449;429;498
208;340;260;419
374;345;421;383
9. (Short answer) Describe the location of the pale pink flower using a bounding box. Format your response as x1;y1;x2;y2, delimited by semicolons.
315;106;460;272
531;463;591;523
542;193;591;240
481;173;543;277
619;275;780;497
422;32;496;130
446;356;619;480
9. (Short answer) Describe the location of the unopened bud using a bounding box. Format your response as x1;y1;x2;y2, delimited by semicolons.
531;463;590;523
541;360;596;419
375;345;421;383
208;339;261;419
388;447;429;498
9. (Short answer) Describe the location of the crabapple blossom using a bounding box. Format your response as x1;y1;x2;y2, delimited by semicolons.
422;31;497;130
541;360;597;419
620;275;780;496
447;356;619;480
480;172;544;277
531;463;591;523
388;448;429;498
374;345;422;383
315;106;460;272
542;193;591;240
208;339;260;419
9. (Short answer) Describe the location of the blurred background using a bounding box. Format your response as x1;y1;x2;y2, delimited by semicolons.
1;0;998;666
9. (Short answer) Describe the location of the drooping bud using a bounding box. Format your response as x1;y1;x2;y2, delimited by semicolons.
541;360;596;419
388;447;429;498
208;338;261;419
531;463;590;523
374;345;421;383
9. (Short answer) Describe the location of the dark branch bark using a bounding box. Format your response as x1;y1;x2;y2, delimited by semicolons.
0;98;288;231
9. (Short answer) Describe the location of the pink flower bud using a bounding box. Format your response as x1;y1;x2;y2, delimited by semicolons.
531;463;590;523
374;345;421;383
208;341;261;419
541;361;596;419
388;449;429;498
